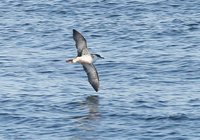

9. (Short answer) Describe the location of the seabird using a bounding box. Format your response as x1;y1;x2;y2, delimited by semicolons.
66;29;104;92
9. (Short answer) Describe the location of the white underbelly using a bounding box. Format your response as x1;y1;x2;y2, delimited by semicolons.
78;55;93;64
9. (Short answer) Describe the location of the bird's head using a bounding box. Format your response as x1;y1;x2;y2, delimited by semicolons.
91;54;104;62
92;54;104;59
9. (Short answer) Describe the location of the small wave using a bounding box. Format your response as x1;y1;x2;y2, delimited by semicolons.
189;98;200;103
167;113;189;120
145;113;190;121
185;22;200;31
38;70;54;74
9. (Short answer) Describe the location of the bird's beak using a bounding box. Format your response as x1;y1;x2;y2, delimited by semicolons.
99;56;104;59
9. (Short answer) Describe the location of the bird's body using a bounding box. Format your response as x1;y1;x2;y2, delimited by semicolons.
66;29;103;92
68;54;93;64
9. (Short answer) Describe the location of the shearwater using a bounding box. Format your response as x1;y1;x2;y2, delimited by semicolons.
66;29;104;92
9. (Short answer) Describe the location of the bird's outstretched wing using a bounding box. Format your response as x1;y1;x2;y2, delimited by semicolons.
82;63;99;92
73;29;90;56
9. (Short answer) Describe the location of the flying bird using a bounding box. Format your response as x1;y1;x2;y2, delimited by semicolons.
66;29;104;92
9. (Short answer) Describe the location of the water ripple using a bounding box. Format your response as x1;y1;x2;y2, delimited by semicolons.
1;0;200;139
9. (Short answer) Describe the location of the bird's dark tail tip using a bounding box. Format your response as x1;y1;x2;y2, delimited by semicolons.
66;59;73;63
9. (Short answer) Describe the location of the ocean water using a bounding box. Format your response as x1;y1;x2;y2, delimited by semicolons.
0;0;200;139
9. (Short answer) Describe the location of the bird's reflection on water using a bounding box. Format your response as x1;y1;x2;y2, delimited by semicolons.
85;95;99;118
71;95;101;135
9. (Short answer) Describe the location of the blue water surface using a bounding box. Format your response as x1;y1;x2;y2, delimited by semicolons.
0;0;200;139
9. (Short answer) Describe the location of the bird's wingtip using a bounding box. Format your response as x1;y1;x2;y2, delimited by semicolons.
91;83;99;92
94;86;99;92
73;29;82;39
95;89;99;92
73;29;78;33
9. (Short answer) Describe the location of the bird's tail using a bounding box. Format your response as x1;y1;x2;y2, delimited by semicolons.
66;59;73;63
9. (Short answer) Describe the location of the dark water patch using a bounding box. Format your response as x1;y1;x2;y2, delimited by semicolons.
169;4;180;8
145;113;189;121
106;14;121;18
137;104;156;109
188;98;200;103
135;99;148;104
50;59;62;62
185;22;200;31
90;34;103;38
167;114;189;121
50;10;67;15
0;113;28;124
152;60;175;65
188;98;200;107
37;70;54;74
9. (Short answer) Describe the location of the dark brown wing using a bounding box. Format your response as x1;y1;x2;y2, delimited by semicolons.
73;29;90;56
82;63;99;92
